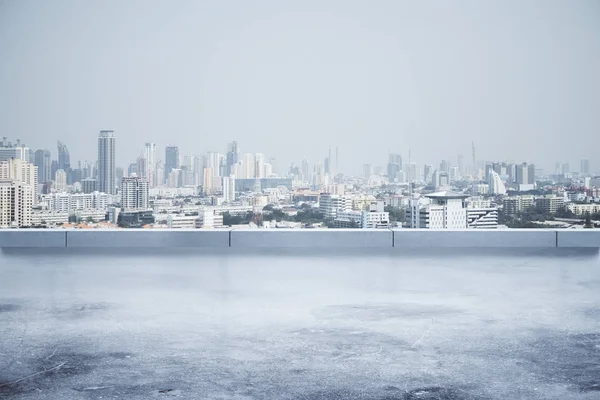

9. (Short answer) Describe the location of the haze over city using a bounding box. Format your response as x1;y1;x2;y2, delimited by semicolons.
1;0;599;174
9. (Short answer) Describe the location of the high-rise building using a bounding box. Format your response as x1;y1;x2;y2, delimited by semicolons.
581;159;590;175
363;164;372;181
0;158;38;203
57;141;70;171
98;130;116;194
0;138;32;162
0;180;33;227
222;175;235;202
34;149;51;184
301;158;309;183
255;153;265;179
55;169;67;192
120;176;149;211
516;162;535;186
164;146;180;182
226;141;239;176
561;163;570;175
144;143;156;187
387;154;402;182
488;169;507;195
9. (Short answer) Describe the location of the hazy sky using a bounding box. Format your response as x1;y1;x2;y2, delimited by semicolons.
1;0;599;174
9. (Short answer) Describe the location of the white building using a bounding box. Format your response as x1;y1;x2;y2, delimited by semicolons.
319;194;350;220
121;176;149;211
0;180;33;227
41;192;108;214
488;169;507;195
98;130;116;194
408;191;469;229
55;169;67;192
31;211;69;226
223;175;235;202
0;158;38;203
361;200;390;228
568;203;600;216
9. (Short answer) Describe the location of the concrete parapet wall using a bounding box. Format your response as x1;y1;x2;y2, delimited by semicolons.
1;229;600;248
556;230;600;248
392;229;557;248
230;229;393;248
65;229;231;248
0;230;67;247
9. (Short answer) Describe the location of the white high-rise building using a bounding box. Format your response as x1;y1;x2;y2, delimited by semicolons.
55;169;67;192
319;194;350;220
203;168;214;193
488;169;507;195
98;130;116;194
144;143;156;187
206;152;223;177
222;175;235;202
408;191;469;229
242;153;255;178
0;180;33;227
121;176;149;211
0;158;38;204
255;153;265;179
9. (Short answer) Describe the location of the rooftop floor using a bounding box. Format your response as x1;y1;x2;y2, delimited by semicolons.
1;248;600;399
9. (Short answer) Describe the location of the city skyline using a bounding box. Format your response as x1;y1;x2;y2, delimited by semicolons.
2;1;599;175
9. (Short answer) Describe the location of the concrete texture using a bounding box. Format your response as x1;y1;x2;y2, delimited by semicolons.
65;229;231;248
0;230;66;248
557;230;600;248
1;229;600;249
230;228;393;248
1;247;599;399
392;229;557;248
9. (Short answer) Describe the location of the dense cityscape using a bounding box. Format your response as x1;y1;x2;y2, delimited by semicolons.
0;132;597;230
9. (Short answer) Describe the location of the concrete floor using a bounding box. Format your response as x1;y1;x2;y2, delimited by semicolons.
1;248;599;399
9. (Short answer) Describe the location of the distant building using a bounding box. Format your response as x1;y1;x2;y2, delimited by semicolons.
536;196;565;214
0;180;33;227
0;158;38;204
55;169;67;192
581;159;590;175
408;191;469;229
0;138;32;163
34;149;52;184
98;130;116;194
319;194;350;220
120;176;149;211
222;175;235;202
502;195;535;216
81;178;98;194
488;169;507;195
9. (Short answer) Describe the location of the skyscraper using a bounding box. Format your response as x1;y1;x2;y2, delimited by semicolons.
387;154;402;182
144;143;156;187
34;149;51;184
121;176;149;211
164;146;179;182
98;130;116;194
581;159;590;175
226;141;239;176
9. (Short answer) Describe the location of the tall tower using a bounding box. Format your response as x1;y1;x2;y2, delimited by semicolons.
144;143;156;187
164;146;180;182
98;130;116;194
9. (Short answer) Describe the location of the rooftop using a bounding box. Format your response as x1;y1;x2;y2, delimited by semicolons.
1;246;599;399
425;190;471;199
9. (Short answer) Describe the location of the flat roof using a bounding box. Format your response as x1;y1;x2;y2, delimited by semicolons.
425;190;470;199
1;248;599;398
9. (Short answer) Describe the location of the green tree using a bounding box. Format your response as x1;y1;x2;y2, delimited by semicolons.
584;212;593;229
385;205;405;223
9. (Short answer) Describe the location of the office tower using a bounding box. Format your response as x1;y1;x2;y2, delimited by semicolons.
301;158;309;183
255;153;265;179
144;143;156;187
561;163;570;175
98;130;116;194
81;178;98;194
423;164;433;183
57;141;70;171
581;159;590;175
121;176;149;211
516;162;535;185
55;169;67;192
0;138;32;162
223;175;235;202
226;141;239;176
0;180;33;227
387;154;403;182
34;149;51;184
241;153;255;178
164;146;180;182
457;155;464;176
128;163;138;177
